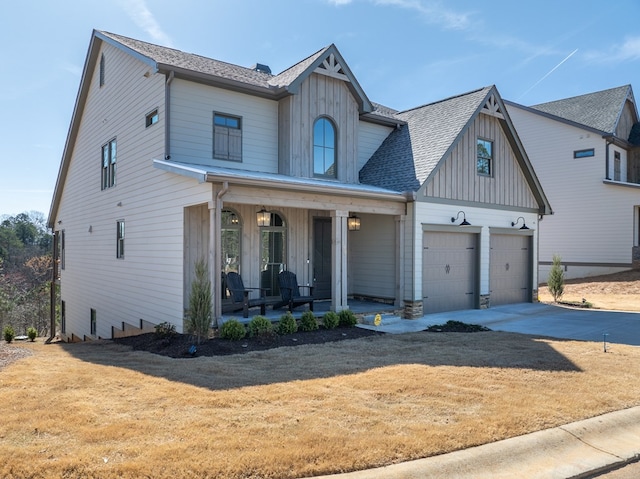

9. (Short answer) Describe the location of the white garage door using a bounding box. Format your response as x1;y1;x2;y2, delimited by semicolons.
490;234;531;306
423;231;477;314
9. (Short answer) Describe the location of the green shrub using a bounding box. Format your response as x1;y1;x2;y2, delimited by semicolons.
27;327;37;342
220;319;246;341
277;312;298;335
249;315;274;338
186;259;212;344
299;311;318;331
4;325;15;343
338;309;358;327
548;254;565;302
322;311;339;330
154;322;177;340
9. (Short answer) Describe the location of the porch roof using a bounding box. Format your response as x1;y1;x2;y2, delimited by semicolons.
153;159;411;203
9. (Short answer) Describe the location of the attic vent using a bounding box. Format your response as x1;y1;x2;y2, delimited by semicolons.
482;94;504;119
252;63;271;74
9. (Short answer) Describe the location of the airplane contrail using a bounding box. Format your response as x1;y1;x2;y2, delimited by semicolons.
517;48;579;101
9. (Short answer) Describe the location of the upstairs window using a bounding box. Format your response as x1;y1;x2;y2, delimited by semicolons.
145;109;158;128
614;151;621;181
116;220;125;259
313;117;336;178
477;138;492;176
574;148;594;159
213;113;242;161
101;138;117;189
99;53;105;87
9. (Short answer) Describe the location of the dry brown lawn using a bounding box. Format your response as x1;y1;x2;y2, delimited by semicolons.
2;321;640;479
538;269;640;311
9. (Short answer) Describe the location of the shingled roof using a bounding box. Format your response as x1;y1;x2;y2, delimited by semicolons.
359;86;493;192
530;85;633;134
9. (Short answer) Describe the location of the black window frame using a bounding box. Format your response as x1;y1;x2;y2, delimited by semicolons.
101;138;117;190
116;220;125;259
145;109;159;128
477;138;493;176
313;117;337;178
574;148;595;159
213;112;242;161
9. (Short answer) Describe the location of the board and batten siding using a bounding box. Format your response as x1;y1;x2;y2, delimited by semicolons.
507;104;638;279
170;79;279;172
348;213;396;299
423;113;539;210
279;73;360;182
357;121;394;171
55;41;213;339
616;101;636;140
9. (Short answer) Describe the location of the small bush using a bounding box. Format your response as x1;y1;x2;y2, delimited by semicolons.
27;327;37;342
220;319;246;341
338;309;358;327
249;315;274;338
4;325;15;343
322;311;339;329
299;311;318;331
277;312;298;335
154;322;177;339
548;254;565;302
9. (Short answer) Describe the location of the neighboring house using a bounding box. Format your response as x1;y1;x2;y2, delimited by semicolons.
506;86;640;280
48;30;551;341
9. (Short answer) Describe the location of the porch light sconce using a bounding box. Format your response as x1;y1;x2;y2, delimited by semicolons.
256;208;270;227
451;211;471;226
511;217;529;230
347;215;361;231
230;213;239;225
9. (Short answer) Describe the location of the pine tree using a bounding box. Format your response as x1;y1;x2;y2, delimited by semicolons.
547;254;565;302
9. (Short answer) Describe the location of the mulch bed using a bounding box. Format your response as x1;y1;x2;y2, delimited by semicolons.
113;326;384;358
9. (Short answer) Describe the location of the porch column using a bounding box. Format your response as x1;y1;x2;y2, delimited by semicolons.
331;210;349;312
395;214;406;309
210;182;228;327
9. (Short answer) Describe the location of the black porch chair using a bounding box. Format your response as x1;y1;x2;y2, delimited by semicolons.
274;271;314;312
223;272;267;318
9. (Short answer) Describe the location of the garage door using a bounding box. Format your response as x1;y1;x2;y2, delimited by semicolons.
423;231;477;314
490;234;531;306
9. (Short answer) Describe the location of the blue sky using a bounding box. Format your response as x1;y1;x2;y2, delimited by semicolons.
2;0;639;218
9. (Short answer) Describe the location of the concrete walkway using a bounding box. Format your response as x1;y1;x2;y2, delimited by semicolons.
334;303;640;479
359;302;640;347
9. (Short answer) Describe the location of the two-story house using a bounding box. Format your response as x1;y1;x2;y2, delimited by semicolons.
48;30;550;341
506;86;640;280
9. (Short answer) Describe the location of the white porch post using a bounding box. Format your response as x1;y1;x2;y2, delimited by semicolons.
395;214;406;308
331;210;349;312
210;182;228;327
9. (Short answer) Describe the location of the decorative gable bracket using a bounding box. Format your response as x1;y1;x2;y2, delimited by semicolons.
315;53;349;82
482;94;504;119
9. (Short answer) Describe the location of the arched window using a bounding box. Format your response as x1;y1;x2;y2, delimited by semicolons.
313;117;336;178
260;212;287;299
221;209;241;274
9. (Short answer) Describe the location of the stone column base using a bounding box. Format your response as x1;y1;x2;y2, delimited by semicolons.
479;295;490;309
403;300;424;319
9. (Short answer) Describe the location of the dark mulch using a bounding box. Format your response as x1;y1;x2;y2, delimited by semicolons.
113;326;384;358
424;320;491;333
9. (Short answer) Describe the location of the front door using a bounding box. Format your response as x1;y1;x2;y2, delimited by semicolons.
313;218;332;299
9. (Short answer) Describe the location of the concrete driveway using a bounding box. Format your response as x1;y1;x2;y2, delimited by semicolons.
360;303;640;346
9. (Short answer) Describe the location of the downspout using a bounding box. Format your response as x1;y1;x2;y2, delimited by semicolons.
165;71;174;159
212;181;229;327
604;136;614;180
